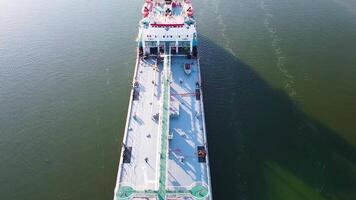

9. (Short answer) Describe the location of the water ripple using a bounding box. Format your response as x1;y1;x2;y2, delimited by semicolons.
260;1;297;98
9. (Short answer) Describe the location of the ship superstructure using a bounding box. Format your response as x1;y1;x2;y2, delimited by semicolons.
113;1;212;199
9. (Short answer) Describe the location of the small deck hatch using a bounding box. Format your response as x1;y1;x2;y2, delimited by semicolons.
195;89;201;100
197;146;206;163
133;88;139;101
123;146;132;163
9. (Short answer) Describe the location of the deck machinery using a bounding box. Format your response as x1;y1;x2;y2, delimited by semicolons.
113;0;212;199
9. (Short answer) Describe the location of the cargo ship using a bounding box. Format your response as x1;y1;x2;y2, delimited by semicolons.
113;0;212;199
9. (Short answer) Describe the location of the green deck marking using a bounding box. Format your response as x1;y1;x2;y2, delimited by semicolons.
117;186;135;200
158;44;171;200
190;185;209;199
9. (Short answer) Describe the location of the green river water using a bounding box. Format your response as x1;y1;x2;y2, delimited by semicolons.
1;0;356;199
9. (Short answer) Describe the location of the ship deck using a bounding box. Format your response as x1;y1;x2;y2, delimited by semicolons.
168;57;208;189
114;54;211;200
118;57;161;190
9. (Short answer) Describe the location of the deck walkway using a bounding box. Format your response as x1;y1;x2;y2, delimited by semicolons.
158;45;171;200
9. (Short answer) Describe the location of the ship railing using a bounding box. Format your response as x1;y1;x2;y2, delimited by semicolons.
196;57;213;200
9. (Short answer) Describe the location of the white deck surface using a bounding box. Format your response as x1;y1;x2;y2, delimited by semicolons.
119;57;161;190
115;55;211;200
168;57;208;189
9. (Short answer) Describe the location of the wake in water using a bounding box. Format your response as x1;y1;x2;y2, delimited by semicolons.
211;0;237;57
210;0;297;99
260;1;297;98
260;2;329;193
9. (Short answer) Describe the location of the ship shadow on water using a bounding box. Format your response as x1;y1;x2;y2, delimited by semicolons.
198;35;356;200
